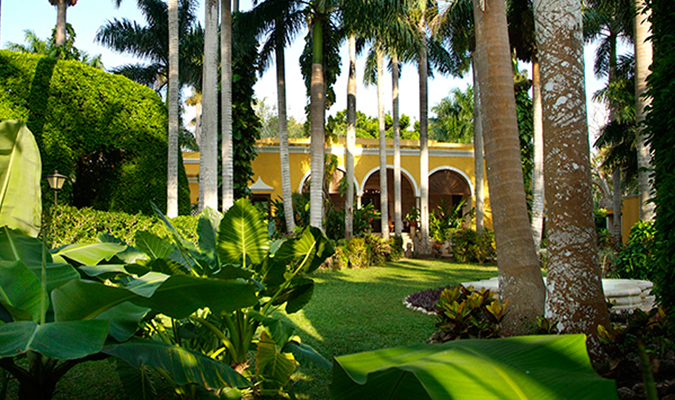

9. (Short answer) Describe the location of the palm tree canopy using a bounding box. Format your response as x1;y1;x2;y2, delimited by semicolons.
95;0;203;90
583;0;635;78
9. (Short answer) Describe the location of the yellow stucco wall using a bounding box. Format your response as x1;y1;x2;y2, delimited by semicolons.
622;195;640;245
183;137;493;229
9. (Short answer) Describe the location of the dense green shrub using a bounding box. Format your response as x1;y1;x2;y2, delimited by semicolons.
344;237;369;269
611;220;656;281
363;233;392;266
43;205;198;248
646;0;675;323
0;51;190;215
451;228;495;263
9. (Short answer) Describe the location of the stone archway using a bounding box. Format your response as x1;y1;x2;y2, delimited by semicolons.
362;168;416;232
429;168;472;216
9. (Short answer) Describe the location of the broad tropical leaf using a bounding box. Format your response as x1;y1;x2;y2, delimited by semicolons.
217;198;269;266
256;331;296;386
270;278;314;314
197;206;222;255
0;228;78;292
96;302;150;342
330;334;619;400
0;320;108;359
273;227;334;274
134;231;174;260
0;121;41;237
0;260;44;322
116;359;157;400
284;339;332;369
104;338;250;389
51;242;126;265
53;275;258;321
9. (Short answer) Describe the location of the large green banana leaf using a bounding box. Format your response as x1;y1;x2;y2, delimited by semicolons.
53;275;259;321
51;242;127;265
0;260;44;322
104;338;250;389
0;121;41;237
272;227;334;274
330;334;618;400
0;320;108;359
217;198;269;266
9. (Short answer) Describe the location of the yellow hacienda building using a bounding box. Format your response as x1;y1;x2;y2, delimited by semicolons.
184;137;493;231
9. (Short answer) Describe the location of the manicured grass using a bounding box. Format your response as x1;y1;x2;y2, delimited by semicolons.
280;258;497;400
3;259;496;400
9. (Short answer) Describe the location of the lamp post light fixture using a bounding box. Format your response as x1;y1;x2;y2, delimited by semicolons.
46;170;67;206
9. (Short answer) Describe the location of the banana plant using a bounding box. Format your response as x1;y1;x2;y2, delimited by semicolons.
71;199;334;398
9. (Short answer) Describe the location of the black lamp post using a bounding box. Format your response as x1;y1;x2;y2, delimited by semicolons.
46;170;67;206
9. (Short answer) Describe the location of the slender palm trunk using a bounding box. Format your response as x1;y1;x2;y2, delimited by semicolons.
474;0;545;334
471;57;484;234
634;0;654;221
377;47;389;240
221;0;233;212
534;0;610;357
345;33;356;239
309;22;325;229
418;20;431;255
54;0;67;47
194;100;202;144
612;167;622;244
392;55;402;237
531;56;544;250
167;0;179;218
276;24;296;233
200;0;219;212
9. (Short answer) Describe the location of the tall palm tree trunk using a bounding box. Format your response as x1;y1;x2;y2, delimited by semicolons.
392;55;403;237
309;22;325;229
534;0;610;357
474;0;545;334
345;33;356;239
54;0;67;46
377;47;389;239
221;0;234;212
200;0;219;212
471;56;484;234
530;56;544;250
418;22;431;255
634;0;654;221
167;0;179;217
276;24;296;233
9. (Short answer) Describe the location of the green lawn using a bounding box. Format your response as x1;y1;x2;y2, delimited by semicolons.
3;259;496;400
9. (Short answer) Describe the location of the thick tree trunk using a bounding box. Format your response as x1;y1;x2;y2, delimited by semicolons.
534;0;610;357
530;57;545;251
200;0;219;212
276;27;295;233
345;34;356;239
471;57;484;234
54;0;67;47
418;21;431;255
474;0;546;334
221;0;233;212
634;0;654;221
167;0;179;218
392;56;402;237
309;23;325;229
377;47;389;240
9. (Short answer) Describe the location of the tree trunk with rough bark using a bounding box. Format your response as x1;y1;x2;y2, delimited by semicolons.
472;56;484;234
534;0;610;358
418;19;431;255
531;56;545;250
345;34;356;239
221;0;233;212
200;0;219;212
54;0;67;46
167;0;179;218
634;0;654;221
392;55;402;237
276;24;296;233
309;23;325;229
377;47;389;240
474;0;546;334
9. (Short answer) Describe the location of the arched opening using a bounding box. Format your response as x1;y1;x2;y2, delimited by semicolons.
429;169;471;216
300;169;348;210
362;168;416;232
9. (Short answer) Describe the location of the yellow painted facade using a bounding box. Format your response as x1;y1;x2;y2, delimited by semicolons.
183;137;493;229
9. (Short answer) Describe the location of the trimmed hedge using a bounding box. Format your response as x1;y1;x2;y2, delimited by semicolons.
0;51;190;215
43;205;198;249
